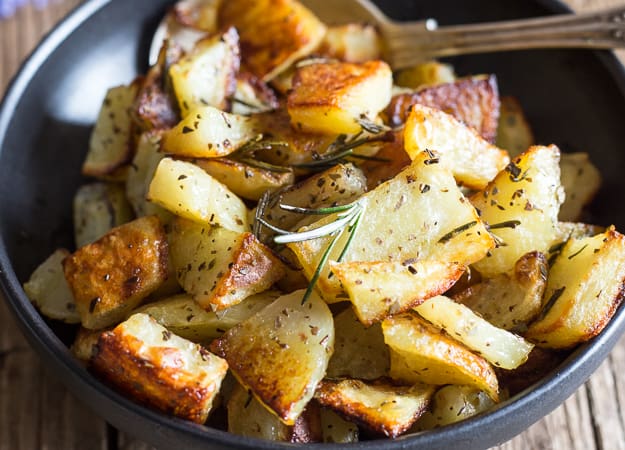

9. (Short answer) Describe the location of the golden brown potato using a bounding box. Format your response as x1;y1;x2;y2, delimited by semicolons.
315;378;435;438
287;60;393;135
172;0;220;30
526;227;625;348
219;0;326;80
317;24;382;63
471;145;564;277
91;313;228;424
23;249;81;324
211;289;334;425
496;96;534;158
169;27;239;117
231;71;279;115
63;215;169;329
132;55;179;131
382;313;499;401
403;104;509;190
386;75;500;142
559;152;601;222
331;260;465;325
393;61;456;89
169;217;285;311
326;307;389;380
453;251;548;333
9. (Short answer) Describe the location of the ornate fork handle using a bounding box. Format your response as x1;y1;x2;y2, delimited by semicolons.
386;6;625;68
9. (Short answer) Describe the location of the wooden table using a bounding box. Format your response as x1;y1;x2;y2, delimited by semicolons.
2;1;625;449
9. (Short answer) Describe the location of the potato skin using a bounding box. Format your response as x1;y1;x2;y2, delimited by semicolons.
63;215;169;329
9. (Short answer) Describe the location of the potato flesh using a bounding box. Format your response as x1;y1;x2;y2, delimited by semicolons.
317;24;382;63
315;378;435;438
404;104;509;190
319;407;359;443
287;61;393;135
472;145;564;277
23;249;80;324
148;158;248;232
162;106;260;158
526;228;625;348
414;295;534;369
558;152;601;222
289;151;494;302
211;289;334;424
382;313;499;401
393;61;456;89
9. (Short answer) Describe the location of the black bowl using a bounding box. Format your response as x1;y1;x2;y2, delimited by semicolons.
2;0;625;449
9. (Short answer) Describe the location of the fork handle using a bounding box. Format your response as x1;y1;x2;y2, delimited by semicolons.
386;5;625;68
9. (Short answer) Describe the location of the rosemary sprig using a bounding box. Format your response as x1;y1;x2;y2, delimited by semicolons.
229;135;293;173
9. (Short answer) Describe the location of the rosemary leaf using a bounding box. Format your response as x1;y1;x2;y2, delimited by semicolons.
279;203;355;215
301;228;343;305
273;209;357;244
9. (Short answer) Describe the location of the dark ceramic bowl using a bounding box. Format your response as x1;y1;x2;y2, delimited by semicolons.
2;0;625;449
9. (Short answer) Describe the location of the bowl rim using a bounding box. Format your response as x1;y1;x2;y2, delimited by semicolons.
2;0;625;449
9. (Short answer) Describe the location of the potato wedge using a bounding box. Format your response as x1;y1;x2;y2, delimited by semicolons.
73;182;134;248
453;251;548;332
360;129;410;189
218;0;326;80
393;61;456;89
471;145;565;277
172;0;220;31
331;260;465;325
147;158;248;232
404;103;509;189
559;152;601;222
496;96;534;158
23;249;80;324
192;157;293;201
382;313;499;401
319;407;359;443
231;72;279;115
83;82;140;177
211;289;334;425
315;378;435;438
62;216;169;329
134;291;279;342
289;151;494;302
132;56;179;131
317;24;382;63
91;313;228;423
327;307;389;380
162;106;260;158
287;61;393;135
386;75;500;142
169;27;239;117
526;227;625;348
169;217;284;311
414;295;534;369
70;327;105;362
412;385;495;431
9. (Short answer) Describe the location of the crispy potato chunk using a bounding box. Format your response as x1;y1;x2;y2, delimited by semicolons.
63;216;168;329
71;327;105;362
162;106;260;158
231;72;279;115
135;291;278;342
412;385;495;431
192;157;293;201
211;289;334;425
319;407;359;443
289;151;494;302
414;295;534;370
315;378;435;438
331;260;465;325
360;129;410;189
83;83;140;177
147;158;248;232
219;0;326;80
132;56;179;132
169;218;285;311
169;27;239;117
386;75;500;142
327;307;389;380
91;313;227;423
317;24;382;63
559;152;601;222
496;96;534;158
382;313;499;401
394;61;456;89
73;182;134;248
23;249;80;324
472;145;564;277
453;251;548;332
404;104;509;189
172;0;220;31
526;227;625;348
287;61;393;135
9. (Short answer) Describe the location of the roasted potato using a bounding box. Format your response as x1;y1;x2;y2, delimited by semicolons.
496;96;534;158
559;152;601;222
63;215;169;329
319;407;359;443
91;313;228;423
231;72;279;115
393;61;456;89
317;24;382;63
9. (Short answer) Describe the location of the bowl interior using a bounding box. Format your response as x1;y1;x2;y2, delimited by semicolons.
2;0;625;449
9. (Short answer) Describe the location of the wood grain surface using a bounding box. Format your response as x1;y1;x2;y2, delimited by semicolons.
1;1;625;449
